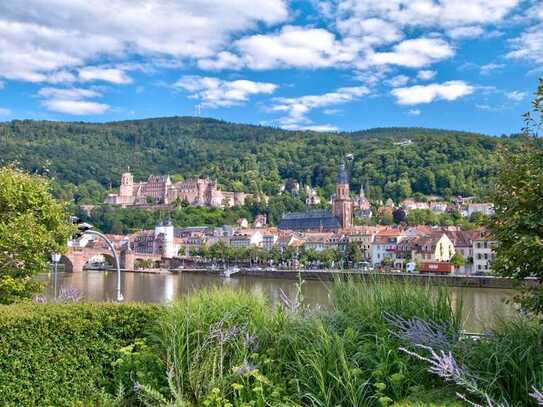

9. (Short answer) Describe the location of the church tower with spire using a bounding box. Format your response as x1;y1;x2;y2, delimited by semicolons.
332;162;353;229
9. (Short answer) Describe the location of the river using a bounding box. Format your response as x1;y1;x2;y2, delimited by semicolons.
38;270;515;332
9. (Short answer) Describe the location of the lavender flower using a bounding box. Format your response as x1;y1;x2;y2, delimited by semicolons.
243;329;258;349
58;287;83;302
400;345;504;407
33;295;48;304
400;346;462;381
279;288;301;313
530;387;543;406
233;359;257;376
208;320;241;344
385;313;453;350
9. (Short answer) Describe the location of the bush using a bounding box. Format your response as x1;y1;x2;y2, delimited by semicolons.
0;302;160;407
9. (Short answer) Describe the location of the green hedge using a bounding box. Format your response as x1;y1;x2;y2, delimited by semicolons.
0;302;160;407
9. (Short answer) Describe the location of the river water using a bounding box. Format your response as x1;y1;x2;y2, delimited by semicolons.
38;271;515;332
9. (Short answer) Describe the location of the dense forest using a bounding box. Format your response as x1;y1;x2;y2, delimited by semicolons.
0;116;526;205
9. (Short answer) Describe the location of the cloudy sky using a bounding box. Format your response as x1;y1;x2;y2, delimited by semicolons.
0;0;541;134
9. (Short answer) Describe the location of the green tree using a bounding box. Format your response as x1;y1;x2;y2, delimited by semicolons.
0;167;73;304
346;242;363;264
450;252;465;268
489;79;543;314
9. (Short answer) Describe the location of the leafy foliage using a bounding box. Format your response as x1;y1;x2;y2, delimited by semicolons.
0;302;160;406
0;167;73;304
489;80;543;314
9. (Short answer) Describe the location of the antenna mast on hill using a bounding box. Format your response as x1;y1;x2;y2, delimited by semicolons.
195;104;202;117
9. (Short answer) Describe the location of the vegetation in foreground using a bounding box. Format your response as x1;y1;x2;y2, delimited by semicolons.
1;280;541;406
0;166;73;304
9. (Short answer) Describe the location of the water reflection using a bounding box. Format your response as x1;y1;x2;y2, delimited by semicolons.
37;271;514;331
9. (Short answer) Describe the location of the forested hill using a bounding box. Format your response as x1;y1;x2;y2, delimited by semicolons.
0;116;523;203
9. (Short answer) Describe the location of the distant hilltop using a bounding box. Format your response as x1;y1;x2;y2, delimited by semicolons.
0;116;528;203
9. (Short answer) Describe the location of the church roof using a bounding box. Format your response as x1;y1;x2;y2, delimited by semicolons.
278;209;341;231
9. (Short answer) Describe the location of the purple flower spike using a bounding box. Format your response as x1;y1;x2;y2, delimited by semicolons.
33;295;48;304
58;287;83;303
530;387;543;406
279;288;301;313
385;313;453;350
234;359;257;375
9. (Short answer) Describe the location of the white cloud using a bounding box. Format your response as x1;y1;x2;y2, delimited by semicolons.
204;28;454;71
385;75;409;87
0;107;11;116
505;90;525;101
0;0;288;81
391;81;474;105
174;76;277;108
234;26;359;69
290;124;339;132
42;99;109;115
447;26;484;39
337;17;402;46
507;24;543;65
271;86;369;129
332;0;519;28
197;52;244;70
417;70;436;80
38;87;102;100
37;86;110;115
480;63;505;75
408;109;421;115
365;38;454;68
79;67;132;84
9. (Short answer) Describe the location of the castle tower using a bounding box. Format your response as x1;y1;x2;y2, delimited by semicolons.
119;171;134;204
332;162;353;229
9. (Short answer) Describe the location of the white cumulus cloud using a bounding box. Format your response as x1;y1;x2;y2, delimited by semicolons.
271;86;369;129
365;38;454;68
37;86;110;115
174;76;277;108
79;67;132;84
507;24;543;65
447;26;484;39
385;75;410;87
417;70;436;80
234;26;359;69
505;90;525;101
0;0;288;81
42;99;109;115
391;81;474;105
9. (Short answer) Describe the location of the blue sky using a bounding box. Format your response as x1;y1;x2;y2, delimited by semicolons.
0;1;541;135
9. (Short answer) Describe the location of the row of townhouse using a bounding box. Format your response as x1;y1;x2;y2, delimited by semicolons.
130;221;497;274
400;199;495;217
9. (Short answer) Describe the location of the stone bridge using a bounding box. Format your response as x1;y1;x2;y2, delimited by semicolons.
63;246;163;272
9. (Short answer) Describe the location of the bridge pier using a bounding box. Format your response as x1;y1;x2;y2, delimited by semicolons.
121;250;134;270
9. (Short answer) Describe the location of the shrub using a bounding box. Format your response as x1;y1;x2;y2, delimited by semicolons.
0;302;160;407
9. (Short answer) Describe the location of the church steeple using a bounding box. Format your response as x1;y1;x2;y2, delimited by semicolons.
332;161;353;229
337;162;349;185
